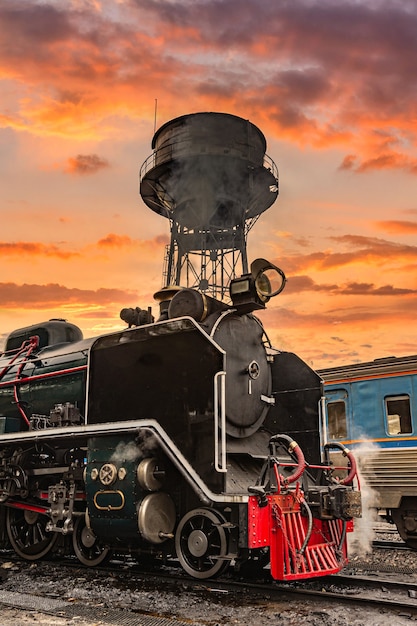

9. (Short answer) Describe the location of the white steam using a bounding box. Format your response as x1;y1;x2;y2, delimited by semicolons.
110;430;159;464
348;441;381;556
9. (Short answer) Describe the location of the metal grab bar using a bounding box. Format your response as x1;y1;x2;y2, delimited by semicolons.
214;371;227;473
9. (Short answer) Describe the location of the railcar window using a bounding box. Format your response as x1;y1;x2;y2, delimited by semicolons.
327;400;347;439
385;395;412;435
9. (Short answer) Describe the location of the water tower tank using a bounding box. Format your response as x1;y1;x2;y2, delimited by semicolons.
140;112;278;230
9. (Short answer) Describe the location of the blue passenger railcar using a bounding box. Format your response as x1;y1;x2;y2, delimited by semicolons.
319;355;417;548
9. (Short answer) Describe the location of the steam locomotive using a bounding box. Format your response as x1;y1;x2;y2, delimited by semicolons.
0;262;361;580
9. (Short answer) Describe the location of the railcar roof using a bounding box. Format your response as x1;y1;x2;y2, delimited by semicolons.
318;354;417;381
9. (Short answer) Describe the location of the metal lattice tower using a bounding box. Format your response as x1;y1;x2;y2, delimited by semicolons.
140;112;279;300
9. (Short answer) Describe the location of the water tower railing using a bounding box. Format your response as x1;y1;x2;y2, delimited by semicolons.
140;142;279;184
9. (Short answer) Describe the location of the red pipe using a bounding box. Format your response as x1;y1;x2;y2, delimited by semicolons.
282;441;306;485
6;500;49;515
324;442;358;486
338;448;358;485
10;336;40;427
270;435;306;485
0;365;87;389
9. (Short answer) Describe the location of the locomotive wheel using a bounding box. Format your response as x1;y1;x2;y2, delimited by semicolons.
175;508;229;579
392;500;417;550
404;538;417;550
6;507;58;560
72;515;111;566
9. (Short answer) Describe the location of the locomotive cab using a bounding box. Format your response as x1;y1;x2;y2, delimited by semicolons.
4;319;83;353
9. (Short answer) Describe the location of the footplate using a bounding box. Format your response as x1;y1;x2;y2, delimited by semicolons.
248;493;347;581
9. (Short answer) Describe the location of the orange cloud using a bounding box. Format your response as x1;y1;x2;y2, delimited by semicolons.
64;154;110;175
1;1;417;168
266;303;400;335
338;151;417;175
96;233;169;251
0;282;137;308
374;220;417;235
97;234;134;248
2;1;417;368
0;242;78;259
0;234;170;261
274;235;417;274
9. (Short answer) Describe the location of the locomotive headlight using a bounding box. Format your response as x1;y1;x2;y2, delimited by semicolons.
230;278;250;295
230;258;286;312
255;272;271;295
251;259;286;300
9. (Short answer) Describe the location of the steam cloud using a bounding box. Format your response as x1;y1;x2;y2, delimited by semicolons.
348;441;381;556
110;429;159;464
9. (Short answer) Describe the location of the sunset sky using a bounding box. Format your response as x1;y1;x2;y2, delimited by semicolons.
1;0;417;368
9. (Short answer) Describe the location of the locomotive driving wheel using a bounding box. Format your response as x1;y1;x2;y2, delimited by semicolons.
175;508;229;579
72;515;111;566
392;499;417;550
6;507;58;560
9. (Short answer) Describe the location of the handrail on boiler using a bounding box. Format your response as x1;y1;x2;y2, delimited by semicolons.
214;371;227;473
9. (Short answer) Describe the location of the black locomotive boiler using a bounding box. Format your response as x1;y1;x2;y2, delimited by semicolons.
0;265;360;580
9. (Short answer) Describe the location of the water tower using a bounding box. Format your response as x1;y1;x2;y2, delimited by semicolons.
140;112;279;300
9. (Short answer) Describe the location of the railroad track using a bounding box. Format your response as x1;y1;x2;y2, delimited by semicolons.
372;522;411;550
372;539;410;550
274;572;417;613
1;552;417;624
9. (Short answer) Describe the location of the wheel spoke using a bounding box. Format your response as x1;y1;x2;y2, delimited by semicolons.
175;508;229;579
72;515;111;566
6;508;57;561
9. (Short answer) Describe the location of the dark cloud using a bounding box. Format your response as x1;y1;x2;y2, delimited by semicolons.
338;154;357;171
284;275;338;293
340;282;417;295
65;154;110;175
0;2;73;46
0;282;137;308
1;0;417;176
136;1;417;97
283;274;415;296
